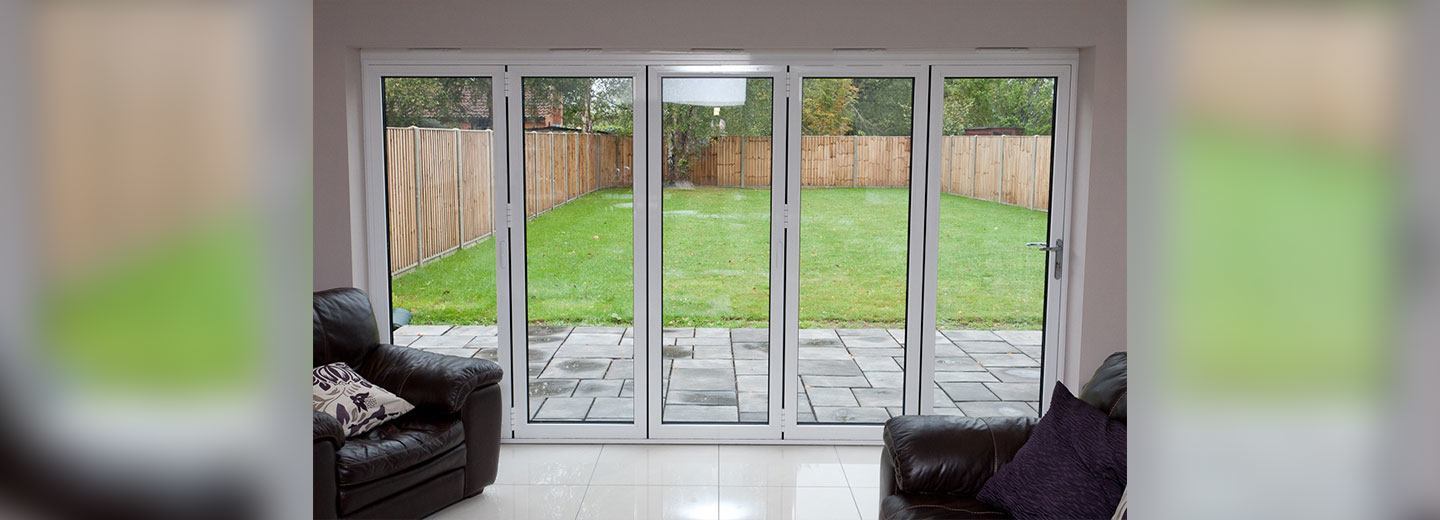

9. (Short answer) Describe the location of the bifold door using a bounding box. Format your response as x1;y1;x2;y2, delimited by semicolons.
364;59;1075;442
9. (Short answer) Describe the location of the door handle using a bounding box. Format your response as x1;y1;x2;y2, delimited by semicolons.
1025;239;1063;280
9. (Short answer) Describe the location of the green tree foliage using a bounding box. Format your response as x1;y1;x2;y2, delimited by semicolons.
383;77;492;129
851;78;914;136
524;77;634;134
942;78;1055;135
801;79;859;135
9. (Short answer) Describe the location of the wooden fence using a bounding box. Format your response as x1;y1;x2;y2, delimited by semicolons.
386;127;632;274
387;128;1050;275
684;135;1053;210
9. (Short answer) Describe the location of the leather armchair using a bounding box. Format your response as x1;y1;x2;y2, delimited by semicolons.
879;352;1127;520
314;288;504;519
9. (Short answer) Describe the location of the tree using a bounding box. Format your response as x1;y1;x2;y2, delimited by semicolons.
850;78;913;136
942;78;1055;135
662;78;773;183
383;77;492;129
801;79;858;135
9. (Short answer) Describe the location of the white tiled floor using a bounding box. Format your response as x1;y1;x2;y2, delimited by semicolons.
431;444;882;520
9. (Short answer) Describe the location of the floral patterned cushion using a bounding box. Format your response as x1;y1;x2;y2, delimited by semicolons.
313;362;414;437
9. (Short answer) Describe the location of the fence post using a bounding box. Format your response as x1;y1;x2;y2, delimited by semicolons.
739;136;746;188
412;126;423;264
970;136;978;199
454;128;464;247
1030;135;1039;210
851;136;859;187
998;136;1007;203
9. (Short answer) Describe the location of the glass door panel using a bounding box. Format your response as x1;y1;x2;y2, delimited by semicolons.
520;76;637;424
930;77;1058;418
382;76;504;362
796;77;915;425
658;77;775;424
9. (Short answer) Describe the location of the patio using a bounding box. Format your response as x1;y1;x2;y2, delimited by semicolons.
394;325;1043;424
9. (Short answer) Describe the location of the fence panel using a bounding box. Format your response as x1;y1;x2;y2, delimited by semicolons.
388;128;1054;275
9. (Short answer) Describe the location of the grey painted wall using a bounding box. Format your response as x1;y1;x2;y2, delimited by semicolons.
313;0;1125;382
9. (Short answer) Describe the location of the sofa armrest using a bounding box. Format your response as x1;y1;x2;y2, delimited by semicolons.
357;344;505;413
314;411;345;448
882;415;1037;496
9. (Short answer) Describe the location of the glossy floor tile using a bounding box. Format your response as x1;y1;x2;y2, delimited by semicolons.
433;444;880;520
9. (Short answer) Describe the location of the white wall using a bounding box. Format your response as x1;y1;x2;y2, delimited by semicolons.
313;0;1126;380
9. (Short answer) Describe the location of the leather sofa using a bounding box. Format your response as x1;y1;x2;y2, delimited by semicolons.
878;352;1127;520
313;288;505;519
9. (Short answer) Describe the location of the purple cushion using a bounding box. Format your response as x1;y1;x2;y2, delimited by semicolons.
977;382;1126;519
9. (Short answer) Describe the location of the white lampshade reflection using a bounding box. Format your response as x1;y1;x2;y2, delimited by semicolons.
662;78;746;107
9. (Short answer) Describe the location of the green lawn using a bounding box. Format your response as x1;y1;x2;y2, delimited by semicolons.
392;187;1048;328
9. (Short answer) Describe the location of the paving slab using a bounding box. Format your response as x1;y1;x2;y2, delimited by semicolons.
420;347;479;358
528;379;579;398
731;328;769;342
970;353;1040;368
604;360;633;379
676;336;731;346
935;356;985;372
666;390;739;406
534;397;593;420
587;398;634;420
799;347;852;360
394;325;452;336
662;345;693;359
574;379;625;397
572;326;625;334
994;330;1043;346
853;388;903;407
803;375;872;388
554;343;631;358
806;387;860;406
413;335;476;347
668;368;736;391
841;336;902;349
665;405;738;422
938;382;999;402
811;407;891;423
733;360;769;375
693;346;733;359
956;341;1019;354
984;382;1042;401
991;367;1042;382
564;333;624;345
854;356;902;372
732;342;769;359
393;335;419;346
956;401;1035;417
798;359;862;377
864;372;905;388
538;358;611;379
942;330;1003;342
735;375;769;389
449;325;498;336
934;371;999;383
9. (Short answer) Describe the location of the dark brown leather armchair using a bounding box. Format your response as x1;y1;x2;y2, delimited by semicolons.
879;352;1127;520
313;288;504;519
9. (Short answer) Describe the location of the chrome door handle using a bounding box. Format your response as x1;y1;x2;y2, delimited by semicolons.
1025;239;1063;279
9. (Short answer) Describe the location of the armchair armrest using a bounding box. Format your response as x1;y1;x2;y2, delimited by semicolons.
882;415;1037;496
357;344;505;413
314;411;345;448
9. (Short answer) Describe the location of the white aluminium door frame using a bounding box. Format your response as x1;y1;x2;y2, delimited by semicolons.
645;65;787;440
505;66;649;440
360;64;513;437
922;64;1077;415
784;65;930;441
